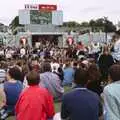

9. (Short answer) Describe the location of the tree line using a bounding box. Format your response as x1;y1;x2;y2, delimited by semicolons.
63;18;116;32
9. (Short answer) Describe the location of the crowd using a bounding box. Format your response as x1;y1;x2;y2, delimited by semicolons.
0;30;120;120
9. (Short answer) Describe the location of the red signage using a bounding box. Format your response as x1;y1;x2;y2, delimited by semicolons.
67;37;74;45
39;4;57;11
25;4;57;11
20;37;28;45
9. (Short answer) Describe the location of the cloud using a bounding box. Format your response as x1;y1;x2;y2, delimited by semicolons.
107;9;120;15
0;18;12;25
80;6;104;13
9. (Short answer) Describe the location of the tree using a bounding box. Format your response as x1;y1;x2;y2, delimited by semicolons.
89;18;116;32
9;16;19;30
80;22;89;27
63;21;80;27
105;20;116;32
89;20;96;27
9;16;24;34
96;18;104;27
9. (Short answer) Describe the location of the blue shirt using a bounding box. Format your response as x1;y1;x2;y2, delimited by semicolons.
4;81;23;112
103;81;120;120
63;67;75;86
61;86;101;120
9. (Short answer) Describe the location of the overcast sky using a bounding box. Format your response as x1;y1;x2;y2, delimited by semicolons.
0;0;120;25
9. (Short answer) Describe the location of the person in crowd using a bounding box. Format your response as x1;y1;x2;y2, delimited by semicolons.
0;67;23;120
51;59;60;73
57;67;64;82
15;70;55;120
77;50;86;60
66;48;73;58
112;30;120;62
110;35;116;53
92;42;101;61
72;62;78;71
44;48;51;59
62;62;75;86
72;47;77;59
39;49;45;60
20;47;26;58
52;63;64;83
86;63;103;96
5;48;13;60
21;62;30;79
61;68;103;120
30;57;40;72
0;62;7;83
0;48;5;61
103;64;120;120
80;60;89;70
15;60;23;71
40;62;64;101
98;45;114;81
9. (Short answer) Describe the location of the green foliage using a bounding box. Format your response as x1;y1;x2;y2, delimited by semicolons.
9;16;24;34
63;18;116;32
9;16;19;30
80;22;89;27
63;21;80;27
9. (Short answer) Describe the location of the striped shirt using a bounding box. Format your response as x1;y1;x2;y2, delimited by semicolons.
0;69;6;83
40;72;64;99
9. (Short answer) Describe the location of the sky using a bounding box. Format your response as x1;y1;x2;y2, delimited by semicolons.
0;0;120;25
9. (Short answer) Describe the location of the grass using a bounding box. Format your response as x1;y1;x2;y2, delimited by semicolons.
54;86;72;112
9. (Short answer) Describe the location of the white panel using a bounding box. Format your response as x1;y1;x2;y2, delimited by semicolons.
52;11;63;25
25;4;39;10
19;10;30;25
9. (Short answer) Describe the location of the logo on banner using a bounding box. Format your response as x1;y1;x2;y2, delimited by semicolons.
67;37;74;45
20;37;28;46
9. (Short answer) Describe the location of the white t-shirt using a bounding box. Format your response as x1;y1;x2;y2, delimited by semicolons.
51;62;60;72
50;50;54;56
0;50;4;56
112;39;120;61
6;50;12;59
20;48;26;56
92;43;100;53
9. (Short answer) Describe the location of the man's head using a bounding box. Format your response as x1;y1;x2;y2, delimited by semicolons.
74;68;88;86
7;66;22;81
26;70;40;86
73;62;78;68
41;62;51;72
109;64;120;82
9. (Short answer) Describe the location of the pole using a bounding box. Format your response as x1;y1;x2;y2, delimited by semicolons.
104;17;108;44
105;28;107;44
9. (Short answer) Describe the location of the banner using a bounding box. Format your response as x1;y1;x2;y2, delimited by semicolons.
30;10;52;24
39;4;57;11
